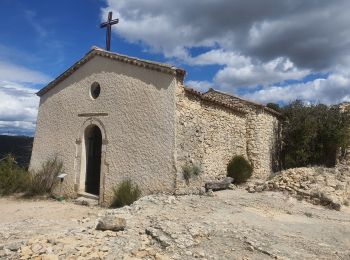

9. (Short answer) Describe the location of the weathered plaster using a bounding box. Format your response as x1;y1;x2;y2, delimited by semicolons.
30;55;177;204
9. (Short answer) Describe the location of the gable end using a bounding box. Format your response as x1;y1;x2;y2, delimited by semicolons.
37;47;186;97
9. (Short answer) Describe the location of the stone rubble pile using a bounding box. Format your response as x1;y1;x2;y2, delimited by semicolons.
247;165;350;210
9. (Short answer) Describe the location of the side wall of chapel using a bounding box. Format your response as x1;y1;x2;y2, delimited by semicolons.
175;87;247;193
175;86;281;193
203;90;282;179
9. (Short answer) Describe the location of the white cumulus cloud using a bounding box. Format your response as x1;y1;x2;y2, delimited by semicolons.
0;61;50;84
104;0;350;104
0;80;40;135
0;59;50;135
243;72;350;105
213;55;309;89
186;80;213;92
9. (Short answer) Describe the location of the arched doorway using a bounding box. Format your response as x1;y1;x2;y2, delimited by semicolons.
84;125;102;195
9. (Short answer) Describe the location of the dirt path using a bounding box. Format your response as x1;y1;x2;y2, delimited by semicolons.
0;190;349;259
0;197;102;255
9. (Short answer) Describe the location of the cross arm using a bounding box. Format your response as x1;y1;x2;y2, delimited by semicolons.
100;19;119;28
109;19;119;25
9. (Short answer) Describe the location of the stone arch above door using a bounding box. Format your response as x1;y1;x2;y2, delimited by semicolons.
77;117;108;147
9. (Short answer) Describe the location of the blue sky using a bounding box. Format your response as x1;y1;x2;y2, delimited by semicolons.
1;0;350;135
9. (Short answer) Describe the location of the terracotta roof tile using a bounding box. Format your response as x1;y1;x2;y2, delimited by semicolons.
183;87;247;115
184;87;282;118
203;88;282;117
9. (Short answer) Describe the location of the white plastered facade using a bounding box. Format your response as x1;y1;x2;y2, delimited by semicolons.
30;53;178;204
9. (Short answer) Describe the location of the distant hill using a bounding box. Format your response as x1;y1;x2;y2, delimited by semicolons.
0;135;33;168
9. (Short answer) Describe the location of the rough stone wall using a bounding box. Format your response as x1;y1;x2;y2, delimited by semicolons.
30;55;178;205
203;90;281;179
245;111;281;179
175;87;248;193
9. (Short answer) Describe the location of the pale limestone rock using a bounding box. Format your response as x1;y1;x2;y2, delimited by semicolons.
155;253;171;260
132;250;149;258
96;216;126;231
252;166;350;210
228;184;236;190
7;242;22;252
41;254;59;260
20;246;33;256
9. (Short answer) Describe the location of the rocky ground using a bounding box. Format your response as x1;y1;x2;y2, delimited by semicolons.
248;165;350;210
0;189;350;260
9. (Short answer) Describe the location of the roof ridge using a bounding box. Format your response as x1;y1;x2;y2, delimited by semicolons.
37;47;186;97
91;46;179;70
183;87;247;115
204;88;282;117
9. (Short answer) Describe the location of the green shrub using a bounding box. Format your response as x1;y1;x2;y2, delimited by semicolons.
281;100;350;168
182;165;192;183
227;155;253;184
27;157;63;196
0;154;30;196
266;102;281;113
182;163;201;184
111;179;141;208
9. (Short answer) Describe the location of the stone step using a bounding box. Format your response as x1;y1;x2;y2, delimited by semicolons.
75;192;99;206
77;191;99;200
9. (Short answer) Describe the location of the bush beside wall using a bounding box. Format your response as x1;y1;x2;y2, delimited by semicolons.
227;155;253;184
111;179;141;208
27;156;64;196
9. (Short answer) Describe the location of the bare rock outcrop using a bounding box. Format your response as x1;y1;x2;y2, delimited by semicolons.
205;177;234;191
96;216;126;231
248;165;350;210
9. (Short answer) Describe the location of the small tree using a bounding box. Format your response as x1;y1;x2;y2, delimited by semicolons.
281;100;350;168
27;156;63;196
111;179;141;208
227;155;253;184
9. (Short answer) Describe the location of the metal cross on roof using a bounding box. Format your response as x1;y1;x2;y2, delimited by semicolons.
100;11;119;51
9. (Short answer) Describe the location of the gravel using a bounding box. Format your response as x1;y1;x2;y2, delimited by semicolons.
0;189;349;259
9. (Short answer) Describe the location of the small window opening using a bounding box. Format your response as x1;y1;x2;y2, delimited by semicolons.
90;82;101;99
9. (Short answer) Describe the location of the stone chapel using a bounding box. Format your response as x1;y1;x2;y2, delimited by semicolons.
30;47;281;204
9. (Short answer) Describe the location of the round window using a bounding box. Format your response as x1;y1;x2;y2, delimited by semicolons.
90;82;101;99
